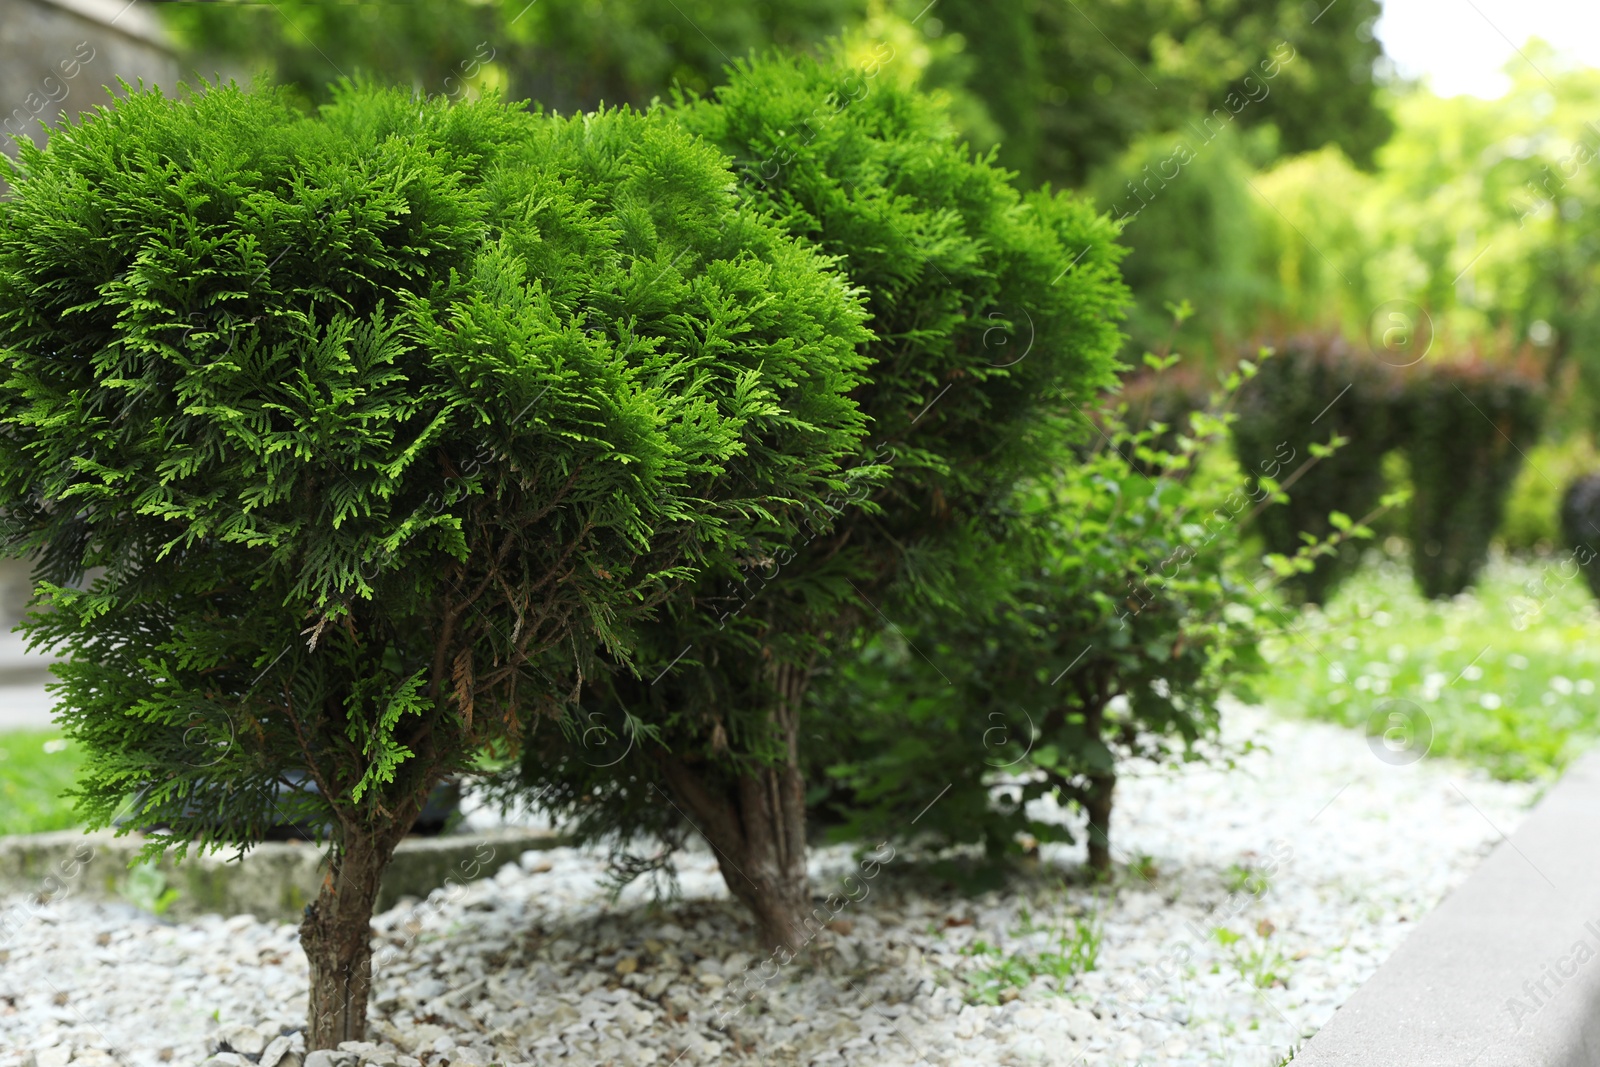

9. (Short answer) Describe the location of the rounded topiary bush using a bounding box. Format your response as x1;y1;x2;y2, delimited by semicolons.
1398;358;1543;598
0;81;871;1045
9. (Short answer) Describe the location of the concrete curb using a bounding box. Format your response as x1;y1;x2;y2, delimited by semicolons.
0;827;567;924
1297;748;1600;1066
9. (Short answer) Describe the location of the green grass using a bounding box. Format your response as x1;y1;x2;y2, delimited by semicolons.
0;730;84;835
1212;925;1292;989
961;905;1103;1004
1257;548;1600;781
1223;862;1272;897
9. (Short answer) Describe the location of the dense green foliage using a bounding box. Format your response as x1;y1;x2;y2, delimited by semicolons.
0;79;869;852
510;52;1127;941
0;80;872;1039
158;0;1403;373
1255;58;1600;380
933;0;1392;188
809;366;1282;872
162;0;859;112
1401;360;1543;598
1089;127;1278;354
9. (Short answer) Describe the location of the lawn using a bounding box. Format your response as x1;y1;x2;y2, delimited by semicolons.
0;729;84;835
1256;546;1600;782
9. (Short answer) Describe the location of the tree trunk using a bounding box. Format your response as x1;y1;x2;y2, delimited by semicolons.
658;661;813;955
301;824;401;1048
1084;771;1116;876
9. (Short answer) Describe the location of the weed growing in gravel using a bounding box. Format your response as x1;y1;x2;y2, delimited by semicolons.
121;866;181;916
961;905;1104;1005
1258;548;1600;780
0;731;83;834
1224;863;1273;897
1212;926;1291;989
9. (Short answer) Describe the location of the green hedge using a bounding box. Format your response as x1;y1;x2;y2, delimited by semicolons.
1231;335;1399;603
1231;338;1543;601
1400;359;1544;598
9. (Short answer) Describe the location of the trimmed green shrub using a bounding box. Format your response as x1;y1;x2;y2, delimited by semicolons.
1400;359;1543;597
1231;335;1399;603
510;52;1127;953
0;83;871;1044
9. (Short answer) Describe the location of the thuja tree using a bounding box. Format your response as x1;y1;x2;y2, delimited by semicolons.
809;362;1290;877
0;83;870;1043
511;53;1126;952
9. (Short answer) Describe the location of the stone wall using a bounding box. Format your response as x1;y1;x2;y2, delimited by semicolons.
1;0;177;157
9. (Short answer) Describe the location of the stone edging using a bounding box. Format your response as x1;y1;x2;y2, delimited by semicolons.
1296;748;1600;1066
0;827;567;924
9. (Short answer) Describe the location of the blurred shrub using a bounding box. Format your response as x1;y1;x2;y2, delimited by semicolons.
1231;335;1400;603
1111;364;1214;475
1501;435;1599;552
1399;359;1544;598
1561;472;1600;600
1088;126;1276;359
161;0;861;111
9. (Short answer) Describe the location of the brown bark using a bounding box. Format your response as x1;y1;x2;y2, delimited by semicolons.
657;660;813;954
1078;684;1116;876
300;822;407;1048
1084;772;1116;876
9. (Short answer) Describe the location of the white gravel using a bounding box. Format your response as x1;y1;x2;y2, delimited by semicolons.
0;704;1540;1067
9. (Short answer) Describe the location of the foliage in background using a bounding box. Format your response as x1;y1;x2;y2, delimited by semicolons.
161;0;1394;185
1500;424;1598;551
161;0;861;112
934;0;1392;188
510;50;1128;951
1088;126;1278;356
0;731;82;835
1112;362;1215;474
808;360;1295;877
0;82;872;1044
1258;549;1600;781
1231;336;1399;603
1253;53;1600;409
1400;359;1544;597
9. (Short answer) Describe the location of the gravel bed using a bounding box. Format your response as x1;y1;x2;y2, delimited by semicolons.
0;704;1540;1066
